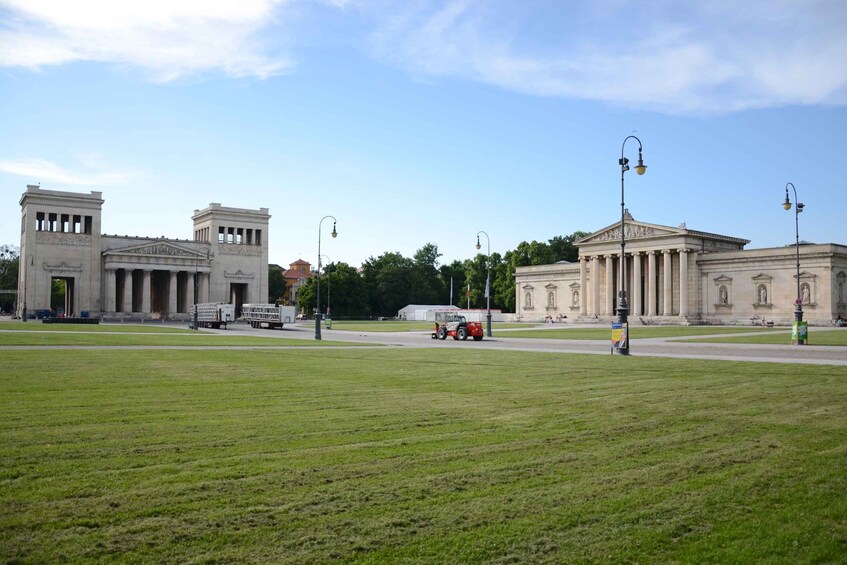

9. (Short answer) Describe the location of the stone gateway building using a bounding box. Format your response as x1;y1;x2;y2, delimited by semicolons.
515;214;847;325
17;185;269;320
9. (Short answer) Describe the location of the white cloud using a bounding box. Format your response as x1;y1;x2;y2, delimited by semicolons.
366;0;847;114
0;0;294;80
0;157;137;185
2;0;845;113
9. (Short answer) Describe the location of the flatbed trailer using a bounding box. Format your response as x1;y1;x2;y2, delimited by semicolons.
240;304;296;329
190;302;236;329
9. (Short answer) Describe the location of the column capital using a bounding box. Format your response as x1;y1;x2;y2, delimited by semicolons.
679;248;690;254
662;249;673;254
648;250;658;256
631;251;642;257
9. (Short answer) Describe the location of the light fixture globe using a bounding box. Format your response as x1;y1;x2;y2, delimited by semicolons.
635;147;647;175
331;222;338;238
783;191;792;211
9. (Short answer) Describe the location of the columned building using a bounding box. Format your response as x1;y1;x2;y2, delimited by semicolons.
515;214;847;325
17;185;270;320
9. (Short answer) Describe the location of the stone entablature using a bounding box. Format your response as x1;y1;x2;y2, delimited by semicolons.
34;232;93;246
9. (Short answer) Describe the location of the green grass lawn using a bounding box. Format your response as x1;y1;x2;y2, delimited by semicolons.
679;327;847;346
2;348;845;562
0;329;365;347
0;321;195;333
497;325;769;340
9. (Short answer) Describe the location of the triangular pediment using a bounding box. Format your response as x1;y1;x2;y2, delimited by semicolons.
578;220;684;245
104;241;208;259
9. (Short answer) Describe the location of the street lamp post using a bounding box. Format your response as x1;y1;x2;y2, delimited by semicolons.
616;135;647;355
22;256;28;322
193;267;199;330
475;231;492;337
315;216;337;340
783;182;805;344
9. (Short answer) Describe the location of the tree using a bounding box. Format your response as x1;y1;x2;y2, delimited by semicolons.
0;244;19;313
439;260;467;307
411;243;442;305
268;266;287;304
549;231;590;263
361;252;415;317
465;254;489;309
297;262;368;318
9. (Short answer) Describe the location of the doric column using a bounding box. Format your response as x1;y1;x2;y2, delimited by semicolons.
123;269;134;313
183;273;192;313
105;268;117;314
168;271;178;316
679;249;689;317
200;272;210;303
647;251;657;316
579;257;587;316
663;250;673;316
591;255;600;315
632;252;642;316
605;254;615;316
142;270;152;314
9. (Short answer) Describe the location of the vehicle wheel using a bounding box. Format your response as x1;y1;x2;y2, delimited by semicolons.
437;327;447;340
473;335;483;341
457;327;468;340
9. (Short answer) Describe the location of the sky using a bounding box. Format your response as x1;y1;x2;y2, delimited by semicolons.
1;0;846;269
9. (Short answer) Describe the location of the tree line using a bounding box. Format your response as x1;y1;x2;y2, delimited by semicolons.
0;245;19;313
289;231;588;318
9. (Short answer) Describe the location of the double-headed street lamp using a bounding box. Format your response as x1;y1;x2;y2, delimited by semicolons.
616;135;647;356
783;182;805;344
475;231;492;337
315;216;337;340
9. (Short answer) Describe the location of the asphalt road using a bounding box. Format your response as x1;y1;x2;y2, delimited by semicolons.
228;322;847;366
4;320;847;366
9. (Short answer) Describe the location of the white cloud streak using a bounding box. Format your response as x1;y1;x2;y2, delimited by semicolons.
0;157;137;186
0;0;294;80
1;0;845;114
366;0;847;115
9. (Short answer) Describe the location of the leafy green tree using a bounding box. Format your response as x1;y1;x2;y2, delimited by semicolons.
439;260;467;307
268;266;287;304
0;244;19;313
549;231;590;263
411;243;442;305
362;252;414;317
51;279;65;311
321;262;367;318
465;254;490;309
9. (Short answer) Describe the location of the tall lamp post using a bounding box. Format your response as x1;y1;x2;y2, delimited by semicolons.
22;256;29;322
615;135;647;355
315;216;337;340
475;231;492;337
193;266;199;330
783;182;805;344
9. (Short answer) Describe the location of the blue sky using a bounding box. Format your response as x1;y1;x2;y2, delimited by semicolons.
1;0;845;268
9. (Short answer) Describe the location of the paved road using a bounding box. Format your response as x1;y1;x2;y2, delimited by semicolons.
226;323;847;366
4;321;847;366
